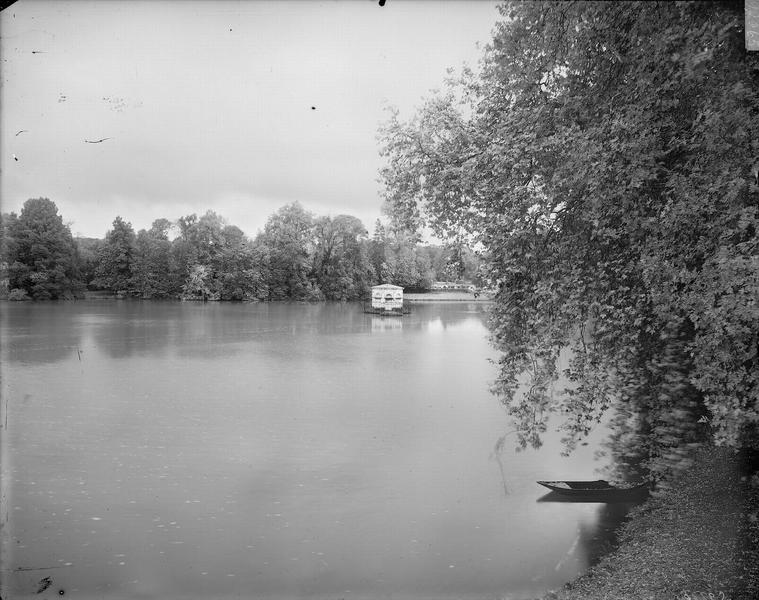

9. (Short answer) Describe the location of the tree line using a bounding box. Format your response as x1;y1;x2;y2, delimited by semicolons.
0;198;481;302
378;1;758;478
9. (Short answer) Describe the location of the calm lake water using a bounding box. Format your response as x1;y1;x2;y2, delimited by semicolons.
1;301;625;600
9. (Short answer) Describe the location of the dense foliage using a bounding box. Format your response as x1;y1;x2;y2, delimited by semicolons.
0;198;83;300
0;200;482;303
379;1;759;477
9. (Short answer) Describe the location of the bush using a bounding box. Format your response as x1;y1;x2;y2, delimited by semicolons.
8;288;31;301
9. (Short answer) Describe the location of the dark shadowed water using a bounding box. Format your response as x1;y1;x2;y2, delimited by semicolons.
1;301;626;600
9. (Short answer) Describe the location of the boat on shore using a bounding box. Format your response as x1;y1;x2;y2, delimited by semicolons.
537;479;649;501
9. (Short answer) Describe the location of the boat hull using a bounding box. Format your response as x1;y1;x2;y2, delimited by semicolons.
537;480;649;502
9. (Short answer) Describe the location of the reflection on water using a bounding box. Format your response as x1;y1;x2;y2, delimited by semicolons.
536;493;640;568
1;302;84;365
370;315;403;332
3;300;622;599
577;502;638;567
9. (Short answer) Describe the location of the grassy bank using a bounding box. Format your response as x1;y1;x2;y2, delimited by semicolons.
543;448;759;600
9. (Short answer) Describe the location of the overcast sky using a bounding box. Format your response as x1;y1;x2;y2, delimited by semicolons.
1;0;500;239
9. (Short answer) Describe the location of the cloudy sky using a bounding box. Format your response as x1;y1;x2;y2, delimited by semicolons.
1;0;500;239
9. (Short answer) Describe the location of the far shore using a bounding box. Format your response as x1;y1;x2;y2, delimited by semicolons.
0;290;496;303
404;291;493;302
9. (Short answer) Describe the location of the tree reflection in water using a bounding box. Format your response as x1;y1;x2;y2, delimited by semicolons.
1;302;84;365
536;493;642;567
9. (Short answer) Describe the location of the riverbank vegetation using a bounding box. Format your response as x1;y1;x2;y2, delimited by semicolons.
543;447;759;600
378;0;758;482
1;2;757;596
0;199;482;302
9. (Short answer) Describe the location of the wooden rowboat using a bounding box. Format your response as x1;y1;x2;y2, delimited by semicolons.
537;479;648;501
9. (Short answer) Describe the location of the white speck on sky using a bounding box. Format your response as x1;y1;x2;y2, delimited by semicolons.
1;0;500;238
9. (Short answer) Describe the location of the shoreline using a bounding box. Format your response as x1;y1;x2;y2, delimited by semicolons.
404;292;493;303
3;291;495;303
541;447;758;600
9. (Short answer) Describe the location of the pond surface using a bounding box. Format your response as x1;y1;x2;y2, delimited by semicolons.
1;301;624;600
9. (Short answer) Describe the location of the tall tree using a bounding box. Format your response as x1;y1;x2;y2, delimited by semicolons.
130;219;173;298
257;202;318;300
170;213;200;293
367;219;387;285
0;212;15;297
312;215;371;300
217;224;269;301
195;210;226;274
171;210;234;299
4;198;82;299
75;237;103;289
380;231;435;290
92;216;136;293
379;1;759;477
